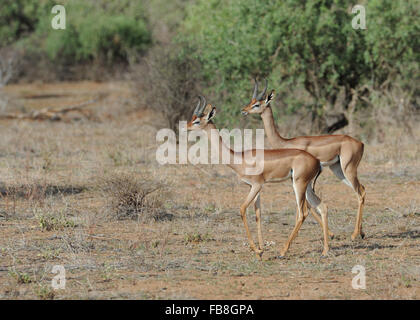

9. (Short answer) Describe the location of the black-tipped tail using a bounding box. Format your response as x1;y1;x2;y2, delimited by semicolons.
312;164;322;192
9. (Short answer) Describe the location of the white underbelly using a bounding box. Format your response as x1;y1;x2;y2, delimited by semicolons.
266;170;292;183
320;155;339;167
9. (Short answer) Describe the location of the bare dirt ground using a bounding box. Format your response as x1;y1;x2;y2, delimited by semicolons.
0;82;419;299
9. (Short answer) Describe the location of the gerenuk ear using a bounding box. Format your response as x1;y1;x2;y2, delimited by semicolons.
265;90;275;104
206;105;217;122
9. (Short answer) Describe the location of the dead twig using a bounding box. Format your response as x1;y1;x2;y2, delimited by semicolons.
0;93;108;121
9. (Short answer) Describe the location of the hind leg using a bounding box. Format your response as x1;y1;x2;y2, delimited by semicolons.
348;177;366;240
309;208;334;239
295;205;333;238
335;157;366;240
318;202;330;256
306;183;330;255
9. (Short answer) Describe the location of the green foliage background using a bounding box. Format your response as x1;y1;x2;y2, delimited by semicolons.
180;0;418;126
0;0;418;130
1;0;151;64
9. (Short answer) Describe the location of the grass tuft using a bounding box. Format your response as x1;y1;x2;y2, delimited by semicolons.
8;269;32;284
37;213;76;231
100;173;173;221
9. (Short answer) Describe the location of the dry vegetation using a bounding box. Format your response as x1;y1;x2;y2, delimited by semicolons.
0;82;419;300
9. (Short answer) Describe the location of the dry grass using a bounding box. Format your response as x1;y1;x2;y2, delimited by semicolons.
0;81;418;300
99;173;172;222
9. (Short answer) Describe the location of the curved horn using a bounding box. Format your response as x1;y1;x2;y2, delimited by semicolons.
257;78;268;100
193;96;202;115
252;78;258;99
198;95;207;115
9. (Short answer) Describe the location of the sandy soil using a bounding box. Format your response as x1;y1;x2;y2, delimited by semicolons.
0;82;418;299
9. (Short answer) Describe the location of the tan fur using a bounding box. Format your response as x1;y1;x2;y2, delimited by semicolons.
242;93;366;240
187;104;330;259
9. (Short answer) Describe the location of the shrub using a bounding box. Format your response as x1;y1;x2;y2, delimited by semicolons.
180;0;419;131
101;173;172;221
39;0;151;64
0;0;54;46
133;44;202;133
2;0;152;66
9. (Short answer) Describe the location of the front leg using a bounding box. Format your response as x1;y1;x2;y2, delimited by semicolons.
254;193;263;251
240;183;263;259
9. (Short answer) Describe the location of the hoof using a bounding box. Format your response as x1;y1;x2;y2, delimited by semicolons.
351;232;365;241
329;233;335;240
255;250;263;260
320;252;329;258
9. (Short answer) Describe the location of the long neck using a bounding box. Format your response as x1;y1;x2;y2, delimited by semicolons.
204;122;240;172
261;106;287;147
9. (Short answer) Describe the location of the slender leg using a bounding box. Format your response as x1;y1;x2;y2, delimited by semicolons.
340;163;366;240
309;207;334;239
254;193;264;251
305;181;334;241
294;178;334;239
240;183;263;259
351;182;366;240
306;182;330;255
279;181;308;257
332;157;366;240
318;202;329;256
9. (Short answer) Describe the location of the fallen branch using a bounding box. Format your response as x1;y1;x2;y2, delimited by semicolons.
0;93;108;121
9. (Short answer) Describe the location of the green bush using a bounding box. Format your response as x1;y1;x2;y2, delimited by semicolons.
41;1;151;63
363;1;419;90
1;0;152;65
0;0;54;46
180;0;419;128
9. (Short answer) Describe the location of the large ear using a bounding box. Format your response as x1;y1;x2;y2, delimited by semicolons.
205;104;216;122
265;90;275;104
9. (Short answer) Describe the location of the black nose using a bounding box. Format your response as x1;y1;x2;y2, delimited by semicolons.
241;111;248;116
